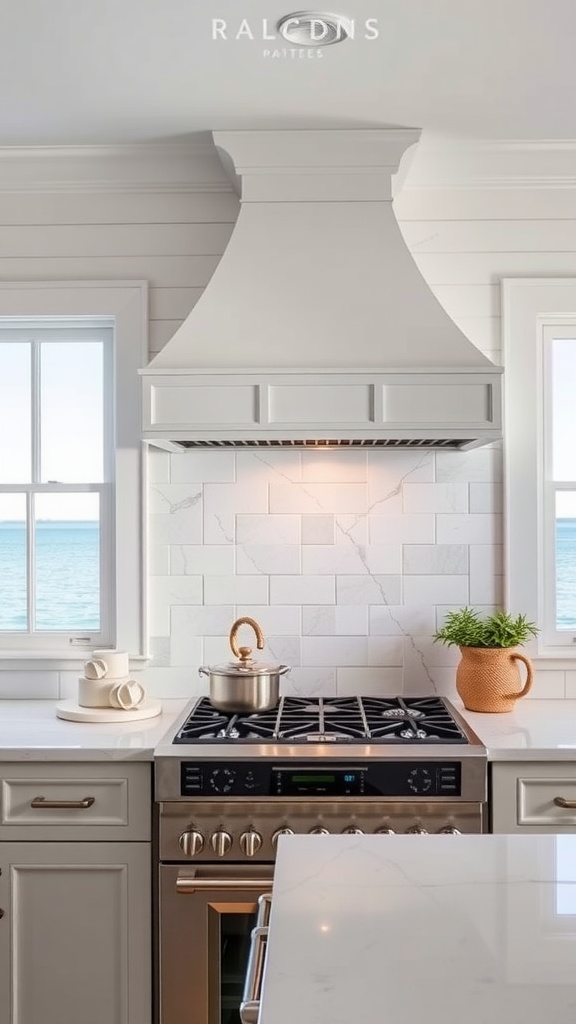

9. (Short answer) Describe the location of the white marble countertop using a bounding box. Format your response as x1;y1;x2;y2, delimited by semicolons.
1;697;576;762
0;699;187;760
456;698;576;760
261;833;576;1024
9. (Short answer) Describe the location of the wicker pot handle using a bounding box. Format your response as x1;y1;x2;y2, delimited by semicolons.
511;651;533;698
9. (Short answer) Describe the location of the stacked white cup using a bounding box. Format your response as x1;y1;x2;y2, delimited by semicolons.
78;650;146;710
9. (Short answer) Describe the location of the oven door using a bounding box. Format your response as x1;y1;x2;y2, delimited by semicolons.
159;864;274;1024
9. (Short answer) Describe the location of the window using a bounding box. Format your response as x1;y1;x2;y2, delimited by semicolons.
504;279;576;658
0;324;114;647
0;282;146;659
543;328;576;645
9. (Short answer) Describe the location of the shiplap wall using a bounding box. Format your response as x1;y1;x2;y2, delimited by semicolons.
394;142;576;368
0;144;239;361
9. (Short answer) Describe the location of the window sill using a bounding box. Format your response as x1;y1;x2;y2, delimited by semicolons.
532;654;576;669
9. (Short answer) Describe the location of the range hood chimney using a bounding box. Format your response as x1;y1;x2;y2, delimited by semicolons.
141;129;502;450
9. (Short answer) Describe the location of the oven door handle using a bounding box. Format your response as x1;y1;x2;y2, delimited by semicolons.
176;870;274;894
240;925;268;1024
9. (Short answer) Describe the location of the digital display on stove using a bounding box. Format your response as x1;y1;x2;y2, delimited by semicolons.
274;768;364;796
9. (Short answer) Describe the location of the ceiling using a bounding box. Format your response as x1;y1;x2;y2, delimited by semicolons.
2;0;576;146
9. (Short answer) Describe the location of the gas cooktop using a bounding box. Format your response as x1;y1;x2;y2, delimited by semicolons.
173;695;469;745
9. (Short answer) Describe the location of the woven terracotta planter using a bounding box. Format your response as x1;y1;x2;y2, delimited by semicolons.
456;646;534;713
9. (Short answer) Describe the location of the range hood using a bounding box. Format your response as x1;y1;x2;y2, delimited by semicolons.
141;129;502;451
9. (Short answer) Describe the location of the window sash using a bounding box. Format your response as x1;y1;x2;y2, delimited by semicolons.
0;323;115;650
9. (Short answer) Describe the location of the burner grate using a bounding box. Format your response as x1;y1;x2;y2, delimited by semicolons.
173;695;468;744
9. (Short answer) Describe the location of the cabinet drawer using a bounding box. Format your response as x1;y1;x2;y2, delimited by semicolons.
518;776;576;828
0;763;151;840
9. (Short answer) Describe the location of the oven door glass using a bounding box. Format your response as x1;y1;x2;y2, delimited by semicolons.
159;864;274;1024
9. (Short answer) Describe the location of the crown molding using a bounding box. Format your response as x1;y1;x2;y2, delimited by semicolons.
0;141;234;194
403;137;576;191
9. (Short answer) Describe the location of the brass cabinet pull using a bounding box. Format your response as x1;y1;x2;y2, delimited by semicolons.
176;876;271;894
30;796;95;810
554;796;576;809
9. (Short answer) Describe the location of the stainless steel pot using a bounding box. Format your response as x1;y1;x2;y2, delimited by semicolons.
199;616;290;713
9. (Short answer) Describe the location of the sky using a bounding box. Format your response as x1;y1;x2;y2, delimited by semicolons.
552;338;576;517
0;339;103;521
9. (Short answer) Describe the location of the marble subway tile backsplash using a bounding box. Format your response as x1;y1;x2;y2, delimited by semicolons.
145;446;515;700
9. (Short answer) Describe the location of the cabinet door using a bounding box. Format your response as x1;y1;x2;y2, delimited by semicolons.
492;762;576;833
0;842;151;1024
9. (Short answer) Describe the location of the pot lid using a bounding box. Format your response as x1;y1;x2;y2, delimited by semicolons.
208;659;286;676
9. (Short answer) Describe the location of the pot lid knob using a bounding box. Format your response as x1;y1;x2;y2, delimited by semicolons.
229;616;266;663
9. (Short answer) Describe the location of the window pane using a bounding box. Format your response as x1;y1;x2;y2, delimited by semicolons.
0;342;31;483
0;493;27;630
556;492;576;630
40;341;104;483
552;338;576;481
35;493;100;632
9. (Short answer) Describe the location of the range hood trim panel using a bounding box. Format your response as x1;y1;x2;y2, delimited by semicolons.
141;368;502;449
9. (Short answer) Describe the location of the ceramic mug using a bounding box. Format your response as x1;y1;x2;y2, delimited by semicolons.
109;680;146;711
84;650;130;680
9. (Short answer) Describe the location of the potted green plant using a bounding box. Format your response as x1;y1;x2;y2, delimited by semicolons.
433;608;539;713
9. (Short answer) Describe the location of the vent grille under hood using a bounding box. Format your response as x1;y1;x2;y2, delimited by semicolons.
141;130;502;451
177;438;471;449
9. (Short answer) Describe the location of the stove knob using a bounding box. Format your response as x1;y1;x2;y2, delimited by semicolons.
405;825;428;835
178;830;204;857
271;827;295;848
342;826;364;835
239;830;263;858
309;826;330;836
211;830;233;857
438;825;462;835
375;827;396;835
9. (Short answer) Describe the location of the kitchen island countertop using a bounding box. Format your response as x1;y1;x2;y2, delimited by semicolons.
261;832;576;1024
0;699;187;759
456;698;576;760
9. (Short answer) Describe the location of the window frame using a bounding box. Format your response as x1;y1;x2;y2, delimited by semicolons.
0;323;114;647
0;281;147;662
503;278;576;660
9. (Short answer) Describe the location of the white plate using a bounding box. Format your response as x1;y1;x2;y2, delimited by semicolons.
56;699;162;723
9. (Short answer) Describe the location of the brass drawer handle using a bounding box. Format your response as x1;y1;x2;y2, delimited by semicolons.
554;796;576;809
30;796;95;810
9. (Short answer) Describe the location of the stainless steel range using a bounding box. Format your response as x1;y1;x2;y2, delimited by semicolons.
155;695;486;1024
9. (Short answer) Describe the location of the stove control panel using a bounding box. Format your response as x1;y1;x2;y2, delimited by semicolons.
180;760;462;798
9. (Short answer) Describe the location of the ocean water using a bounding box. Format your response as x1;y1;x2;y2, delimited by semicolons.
557;518;576;629
0;521;99;631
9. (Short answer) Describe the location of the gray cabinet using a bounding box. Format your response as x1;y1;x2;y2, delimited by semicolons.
0;762;152;1024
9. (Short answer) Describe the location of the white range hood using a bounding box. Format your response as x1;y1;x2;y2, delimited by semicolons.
141;129;502;451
